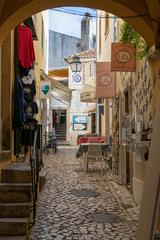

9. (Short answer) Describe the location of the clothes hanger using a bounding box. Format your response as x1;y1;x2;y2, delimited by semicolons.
20;22;26;27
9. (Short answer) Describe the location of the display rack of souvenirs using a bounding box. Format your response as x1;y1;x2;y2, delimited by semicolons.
134;141;150;161
13;22;39;156
122;113;134;145
122;113;151;161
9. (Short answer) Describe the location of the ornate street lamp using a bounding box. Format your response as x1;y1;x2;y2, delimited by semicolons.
65;55;82;72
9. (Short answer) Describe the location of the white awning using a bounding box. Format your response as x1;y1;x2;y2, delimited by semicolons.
80;84;96;103
41;72;71;103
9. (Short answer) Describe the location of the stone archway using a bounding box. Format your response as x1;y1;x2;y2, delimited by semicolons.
0;1;160;240
0;0;158;47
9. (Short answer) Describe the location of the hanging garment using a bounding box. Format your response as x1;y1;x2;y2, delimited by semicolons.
26;116;38;124
23;80;36;103
18;25;35;68
21;68;35;85
26;101;38;117
21;128;35;146
13;78;27;129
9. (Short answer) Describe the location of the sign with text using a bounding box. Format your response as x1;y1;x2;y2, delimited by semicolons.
40;81;51;99
111;43;135;72
73;115;88;124
73;123;87;131
96;62;116;98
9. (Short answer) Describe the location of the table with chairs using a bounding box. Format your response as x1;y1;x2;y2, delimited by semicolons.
76;141;111;174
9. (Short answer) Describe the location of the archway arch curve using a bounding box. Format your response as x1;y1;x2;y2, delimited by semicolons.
0;0;155;46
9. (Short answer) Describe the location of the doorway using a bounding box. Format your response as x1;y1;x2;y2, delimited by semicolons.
124;88;133;190
91;113;96;133
53;109;67;141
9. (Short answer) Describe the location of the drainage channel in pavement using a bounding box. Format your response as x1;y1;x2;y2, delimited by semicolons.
70;189;100;197
86;212;121;223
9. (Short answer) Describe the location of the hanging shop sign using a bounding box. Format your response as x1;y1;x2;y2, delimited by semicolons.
96;62;116;98
72;72;82;84
80;91;95;102
99;105;104;114
73;123;87;131
40;81;51;99
73;115;88;124
111;43;135;72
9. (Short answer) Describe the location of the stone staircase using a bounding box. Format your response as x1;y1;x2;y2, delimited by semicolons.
55;124;66;141
0;162;46;239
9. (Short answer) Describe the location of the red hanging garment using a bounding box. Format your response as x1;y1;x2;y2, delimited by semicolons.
18;25;35;68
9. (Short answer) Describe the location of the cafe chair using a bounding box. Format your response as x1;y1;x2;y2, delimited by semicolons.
85;145;104;174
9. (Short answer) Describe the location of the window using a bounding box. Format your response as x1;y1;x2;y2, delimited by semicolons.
105;12;109;37
89;64;92;76
41;18;45;52
77;43;80;48
99;18;102;54
113;17;117;41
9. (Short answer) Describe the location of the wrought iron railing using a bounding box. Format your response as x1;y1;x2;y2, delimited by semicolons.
29;124;43;224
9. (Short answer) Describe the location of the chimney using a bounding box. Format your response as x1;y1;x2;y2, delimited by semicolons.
80;12;91;51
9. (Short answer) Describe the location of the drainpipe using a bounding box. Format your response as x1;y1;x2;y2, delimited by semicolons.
0;47;2;152
95;9;99;135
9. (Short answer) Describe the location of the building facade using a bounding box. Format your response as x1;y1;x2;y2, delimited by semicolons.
65;49;96;145
49;31;81;69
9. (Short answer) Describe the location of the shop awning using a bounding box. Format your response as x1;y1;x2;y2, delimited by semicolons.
48;68;68;78
87;108;96;113
41;72;71;104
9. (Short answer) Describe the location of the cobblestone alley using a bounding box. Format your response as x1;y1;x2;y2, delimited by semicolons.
29;147;139;240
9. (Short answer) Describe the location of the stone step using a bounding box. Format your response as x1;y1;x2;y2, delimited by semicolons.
57;136;66;139
39;171;46;191
56;129;66;133
56;129;66;132
0;218;29;236
56;128;66;131
1;163;32;184
1;163;46;192
0;203;31;218
0;236;26;240
0;183;32;203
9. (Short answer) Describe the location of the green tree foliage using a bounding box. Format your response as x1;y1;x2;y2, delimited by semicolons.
120;22;149;60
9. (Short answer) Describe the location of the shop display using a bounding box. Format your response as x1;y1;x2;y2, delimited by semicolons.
134;142;150;161
13;22;38;156
18;24;35;68
122;113;134;145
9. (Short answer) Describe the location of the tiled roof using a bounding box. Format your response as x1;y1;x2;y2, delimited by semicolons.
65;48;96;59
76;48;96;58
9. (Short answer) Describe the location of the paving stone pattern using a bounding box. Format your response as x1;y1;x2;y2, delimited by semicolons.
29;148;139;240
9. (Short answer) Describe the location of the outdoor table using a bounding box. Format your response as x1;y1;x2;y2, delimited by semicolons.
77;136;105;145
76;142;110;172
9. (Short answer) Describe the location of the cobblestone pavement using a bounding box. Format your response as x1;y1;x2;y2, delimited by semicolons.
29;147;139;240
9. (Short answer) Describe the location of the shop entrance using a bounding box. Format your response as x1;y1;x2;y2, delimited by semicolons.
53;109;67;141
91;113;96;134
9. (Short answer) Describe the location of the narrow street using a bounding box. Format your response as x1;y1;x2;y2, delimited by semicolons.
29;148;139;240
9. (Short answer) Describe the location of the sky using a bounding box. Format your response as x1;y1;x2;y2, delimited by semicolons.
49;7;96;38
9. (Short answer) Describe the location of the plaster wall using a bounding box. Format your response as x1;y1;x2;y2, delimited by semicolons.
49;31;80;70
68;61;96;145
